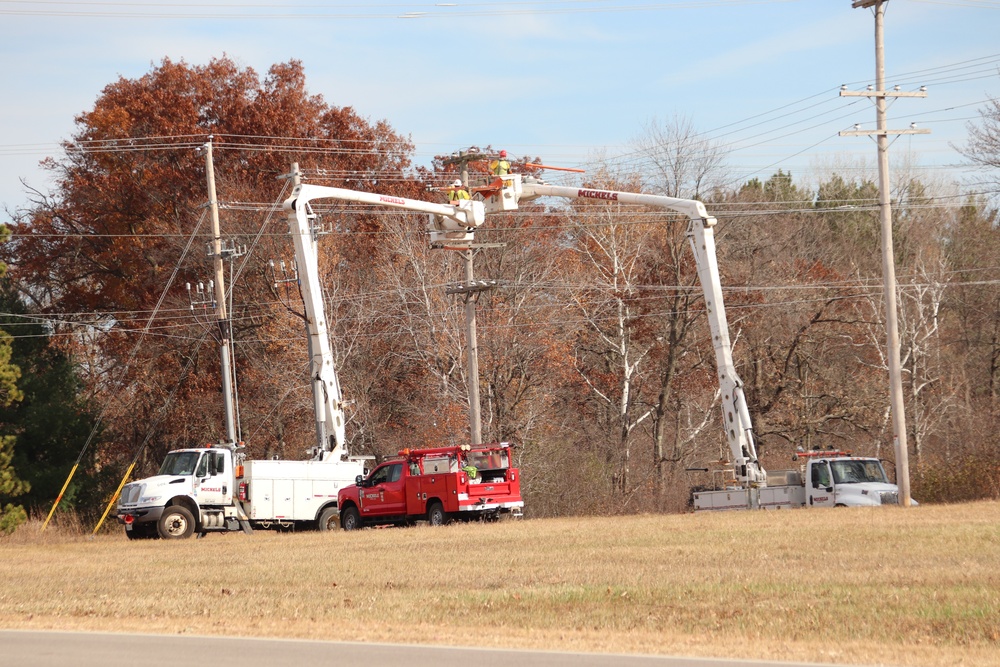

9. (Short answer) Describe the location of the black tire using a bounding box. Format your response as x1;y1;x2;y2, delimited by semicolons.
427;502;449;526
318;506;339;532
125;524;154;540
157;506;196;539
340;505;361;531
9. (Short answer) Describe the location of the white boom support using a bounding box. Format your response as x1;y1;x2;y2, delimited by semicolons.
280;173;762;485
282;183;486;461
514;178;766;486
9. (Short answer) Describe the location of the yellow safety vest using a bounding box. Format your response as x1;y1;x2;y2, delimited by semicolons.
490;159;510;176
449;189;470;201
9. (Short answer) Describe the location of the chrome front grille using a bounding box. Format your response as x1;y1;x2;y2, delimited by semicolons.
879;491;900;505
120;483;142;506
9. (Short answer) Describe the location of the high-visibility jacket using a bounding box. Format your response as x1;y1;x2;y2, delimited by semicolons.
489;159;511;176
448;188;470;201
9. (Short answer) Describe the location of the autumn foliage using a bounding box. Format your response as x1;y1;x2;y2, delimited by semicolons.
2;57;999;521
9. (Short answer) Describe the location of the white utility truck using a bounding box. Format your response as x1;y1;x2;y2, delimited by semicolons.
116;445;370;538
692;449;907;510
115;180;485;539
482;173;906;512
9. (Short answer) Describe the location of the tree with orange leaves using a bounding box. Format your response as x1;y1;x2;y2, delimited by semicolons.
3;56;422;483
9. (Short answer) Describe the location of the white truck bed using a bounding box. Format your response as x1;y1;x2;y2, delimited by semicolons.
693;484;806;511
242;459;363;522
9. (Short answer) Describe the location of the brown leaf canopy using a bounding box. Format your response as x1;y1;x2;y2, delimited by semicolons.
6;56;416;316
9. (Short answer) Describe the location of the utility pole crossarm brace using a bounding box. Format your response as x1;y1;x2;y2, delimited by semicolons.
840;90;927;99
839;128;931;137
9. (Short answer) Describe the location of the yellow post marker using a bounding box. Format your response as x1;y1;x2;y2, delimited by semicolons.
91;461;137;536
41;462;79;531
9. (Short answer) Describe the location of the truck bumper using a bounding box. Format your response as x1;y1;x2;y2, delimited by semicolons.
457;500;524;514
117;506;164;530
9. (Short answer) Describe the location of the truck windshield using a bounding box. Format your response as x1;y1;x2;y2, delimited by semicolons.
158;451;201;476
830;460;888;484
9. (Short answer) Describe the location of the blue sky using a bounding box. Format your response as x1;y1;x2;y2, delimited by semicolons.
1;0;998;211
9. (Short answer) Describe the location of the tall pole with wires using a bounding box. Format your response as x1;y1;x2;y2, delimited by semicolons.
442;149;489;446
842;0;929;506
205;139;238;444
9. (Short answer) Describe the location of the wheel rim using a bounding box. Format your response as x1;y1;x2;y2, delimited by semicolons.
165;513;189;536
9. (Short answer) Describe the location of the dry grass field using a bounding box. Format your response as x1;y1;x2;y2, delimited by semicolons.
1;501;997;667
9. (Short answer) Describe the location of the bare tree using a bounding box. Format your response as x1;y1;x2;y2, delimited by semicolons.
566;200;658;493
961;97;1000;173
374;212;470;449
632;114;728;199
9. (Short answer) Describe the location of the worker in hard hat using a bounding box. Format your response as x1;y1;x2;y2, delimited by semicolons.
489;150;511;177
447;178;470;201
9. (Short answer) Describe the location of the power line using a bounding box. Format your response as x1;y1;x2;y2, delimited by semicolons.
9;186;998;242
0;0;804;20
7;264;1000;341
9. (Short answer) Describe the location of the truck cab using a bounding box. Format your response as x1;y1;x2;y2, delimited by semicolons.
803;455;905;507
355;460;408;518
116;445;236;539
692;450;911;511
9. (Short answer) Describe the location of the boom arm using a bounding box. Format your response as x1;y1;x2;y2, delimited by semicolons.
515;178;766;486
282;183;485;461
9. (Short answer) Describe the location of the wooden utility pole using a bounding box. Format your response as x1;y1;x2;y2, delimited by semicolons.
842;0;929;505
457;157;483;443
442;148;491;446
462;251;483;445
204;139;238;444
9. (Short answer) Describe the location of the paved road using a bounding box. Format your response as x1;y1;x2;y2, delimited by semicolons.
0;630;863;667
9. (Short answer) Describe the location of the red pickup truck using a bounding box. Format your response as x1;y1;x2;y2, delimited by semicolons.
336;443;524;529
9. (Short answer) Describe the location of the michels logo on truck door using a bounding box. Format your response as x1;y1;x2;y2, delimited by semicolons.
578;189;618;201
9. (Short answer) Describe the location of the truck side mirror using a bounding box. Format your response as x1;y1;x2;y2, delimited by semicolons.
208;456;217;476
355;474;363;487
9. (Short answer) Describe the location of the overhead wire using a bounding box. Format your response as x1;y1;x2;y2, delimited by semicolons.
4;50;995;181
41;208;210;529
11;260;1000;344
0;0;807;20
574;51;1000;183
8;184;999;244
5;45;996;350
